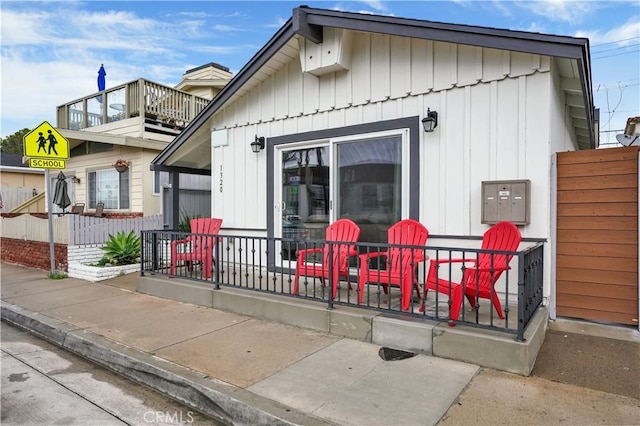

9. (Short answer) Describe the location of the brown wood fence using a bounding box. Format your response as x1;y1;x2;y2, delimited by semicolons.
556;146;638;325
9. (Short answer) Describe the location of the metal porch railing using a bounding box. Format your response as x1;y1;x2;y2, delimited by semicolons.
140;230;544;341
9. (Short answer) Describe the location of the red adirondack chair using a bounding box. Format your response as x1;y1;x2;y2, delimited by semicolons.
423;221;522;323
358;219;429;310
170;218;223;279
293;219;360;297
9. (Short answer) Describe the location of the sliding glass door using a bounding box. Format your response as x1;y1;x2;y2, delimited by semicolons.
275;129;409;263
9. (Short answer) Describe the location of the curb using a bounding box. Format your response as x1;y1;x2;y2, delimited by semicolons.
1;302;331;426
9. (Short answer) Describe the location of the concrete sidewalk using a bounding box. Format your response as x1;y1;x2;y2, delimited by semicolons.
1;263;638;425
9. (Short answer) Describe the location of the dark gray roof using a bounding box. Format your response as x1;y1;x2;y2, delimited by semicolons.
185;62;230;74
152;5;593;167
0;152;27;168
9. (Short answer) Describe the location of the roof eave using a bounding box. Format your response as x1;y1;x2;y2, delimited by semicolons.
152;6;596;166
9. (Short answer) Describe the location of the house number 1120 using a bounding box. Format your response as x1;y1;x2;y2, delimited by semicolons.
219;165;223;193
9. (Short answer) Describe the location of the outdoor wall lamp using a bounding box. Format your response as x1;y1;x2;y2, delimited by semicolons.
422;108;438;133
71;176;80;184
251;135;265;153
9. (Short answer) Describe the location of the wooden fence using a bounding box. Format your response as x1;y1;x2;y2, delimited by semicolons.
1;214;163;245
0;187;42;212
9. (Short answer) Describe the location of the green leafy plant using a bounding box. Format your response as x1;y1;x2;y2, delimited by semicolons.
90;256;112;267
101;230;141;266
48;272;68;279
178;209;201;233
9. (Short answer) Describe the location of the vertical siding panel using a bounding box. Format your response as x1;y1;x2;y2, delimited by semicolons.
344;104;362;126
463;85;472;234
496;77;519;178
437;92;448;231
458;45;479;87
351;33;371;105
318;74;335;112
489;81;499;179
482;48;505;81
370;34;390;102
326;108;345;129
334;67;351;109
410;38;433;95
236;127;249;227
518;76;527;175
381;98;400;121
433;41;455;91
288;60;303;117
511;51;536;76
248;88;260;124
502;51;511;78
302;73;319;115
312;110;329;130
237;95;249;126
361;103;378;123
469;83;492;234
214;139;229;224
274;66;288;118
457;46;480;86
421;95;439;231
390;37;411;98
261;75;274;121
526;73;552;237
443;89;465;234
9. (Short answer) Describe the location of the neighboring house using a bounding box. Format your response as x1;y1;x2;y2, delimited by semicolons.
0;152;45;212
55;63;231;216
151;8;632;326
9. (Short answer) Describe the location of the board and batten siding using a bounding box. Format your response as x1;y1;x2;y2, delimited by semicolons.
556;147;639;325
211;30;561;241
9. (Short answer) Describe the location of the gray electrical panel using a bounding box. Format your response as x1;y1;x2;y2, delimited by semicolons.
481;180;530;225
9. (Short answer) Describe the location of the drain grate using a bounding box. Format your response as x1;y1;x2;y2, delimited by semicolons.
378;347;416;361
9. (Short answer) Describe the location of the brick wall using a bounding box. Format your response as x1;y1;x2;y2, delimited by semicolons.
1;238;67;271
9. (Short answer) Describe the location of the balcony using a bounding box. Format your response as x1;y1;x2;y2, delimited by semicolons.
56;79;210;139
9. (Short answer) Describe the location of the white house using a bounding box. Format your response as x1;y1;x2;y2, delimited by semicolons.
151;7;603;325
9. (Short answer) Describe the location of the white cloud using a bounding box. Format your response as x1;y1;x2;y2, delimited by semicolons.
515;0;600;23
576;17;640;45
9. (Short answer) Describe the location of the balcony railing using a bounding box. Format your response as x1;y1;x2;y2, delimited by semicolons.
141;231;545;341
56;79;210;132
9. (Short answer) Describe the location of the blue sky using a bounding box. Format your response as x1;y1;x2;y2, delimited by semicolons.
1;1;638;146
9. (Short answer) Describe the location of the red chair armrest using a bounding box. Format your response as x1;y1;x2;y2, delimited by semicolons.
297;247;323;261
468;265;511;272
171;236;192;249
359;251;387;262
431;258;477;265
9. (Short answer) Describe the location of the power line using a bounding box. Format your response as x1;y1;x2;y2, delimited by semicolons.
592;36;640;47
592;48;640;60
592;42;640;54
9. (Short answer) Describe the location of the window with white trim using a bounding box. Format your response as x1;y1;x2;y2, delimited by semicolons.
88;168;130;209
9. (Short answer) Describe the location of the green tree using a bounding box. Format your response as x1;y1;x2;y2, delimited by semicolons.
0;128;30;154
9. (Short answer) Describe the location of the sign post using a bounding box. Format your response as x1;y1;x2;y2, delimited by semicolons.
23;121;71;275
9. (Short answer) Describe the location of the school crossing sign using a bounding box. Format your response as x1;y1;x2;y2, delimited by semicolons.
23;121;70;169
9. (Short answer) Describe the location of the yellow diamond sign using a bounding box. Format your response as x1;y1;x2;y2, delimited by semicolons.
23;121;70;160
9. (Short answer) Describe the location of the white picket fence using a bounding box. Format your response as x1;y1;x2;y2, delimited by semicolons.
69;214;163;245
0;213;163;245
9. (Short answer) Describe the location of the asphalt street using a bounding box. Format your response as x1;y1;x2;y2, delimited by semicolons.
1;321;220;426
